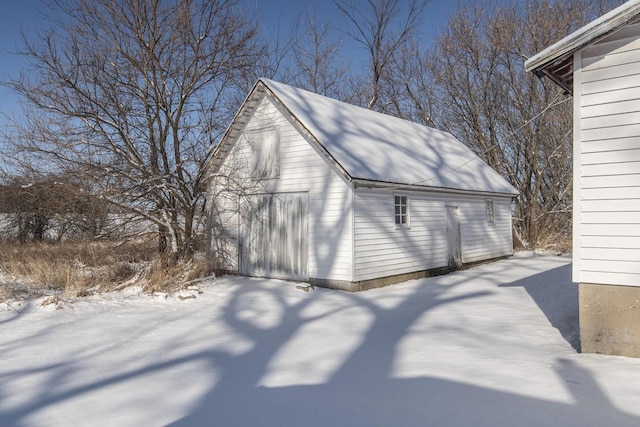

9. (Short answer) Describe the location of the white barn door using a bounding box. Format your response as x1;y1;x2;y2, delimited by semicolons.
446;206;462;270
241;193;308;280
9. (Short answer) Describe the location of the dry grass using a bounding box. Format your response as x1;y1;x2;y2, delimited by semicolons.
0;239;215;303
536;231;572;254
141;257;216;295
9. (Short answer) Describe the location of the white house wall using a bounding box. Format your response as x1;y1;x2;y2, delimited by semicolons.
576;21;640;286
209;94;354;282
207;187;240;271
353;189;512;282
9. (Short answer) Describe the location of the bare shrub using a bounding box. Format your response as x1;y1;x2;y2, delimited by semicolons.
536;229;572;254
0;254;86;299
0;239;215;302
141;257;216;295
184;258;217;283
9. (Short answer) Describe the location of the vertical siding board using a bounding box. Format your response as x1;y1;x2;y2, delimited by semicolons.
574;50;584;283
446;206;462;269
245;193;308;279
577;26;640;286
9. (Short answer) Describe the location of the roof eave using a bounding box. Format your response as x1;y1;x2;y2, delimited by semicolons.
206;81;266;176
537;67;574;95
525;1;640;80
352;178;519;198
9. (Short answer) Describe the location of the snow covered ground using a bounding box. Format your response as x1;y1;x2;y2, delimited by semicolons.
2;253;640;426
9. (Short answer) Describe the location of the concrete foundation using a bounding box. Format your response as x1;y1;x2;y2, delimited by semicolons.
310;267;449;292
310;256;511;292
579;282;640;358
223;256;511;293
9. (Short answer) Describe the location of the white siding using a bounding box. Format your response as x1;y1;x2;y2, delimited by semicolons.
576;22;640;286
353;189;512;282
209;95;354;282
206;188;240;271
460;197;512;263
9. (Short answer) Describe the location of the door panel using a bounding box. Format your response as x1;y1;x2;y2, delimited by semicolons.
446;206;462;270
241;193;308;280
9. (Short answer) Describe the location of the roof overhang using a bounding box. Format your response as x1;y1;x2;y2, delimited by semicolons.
208;81;266;174
352;178;519;198
524;0;640;94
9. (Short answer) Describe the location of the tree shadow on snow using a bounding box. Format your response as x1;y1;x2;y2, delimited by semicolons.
1;267;636;426
169;358;636;427
165;273;634;426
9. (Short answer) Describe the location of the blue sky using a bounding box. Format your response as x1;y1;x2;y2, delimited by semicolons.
0;0;40;122
0;0;472;124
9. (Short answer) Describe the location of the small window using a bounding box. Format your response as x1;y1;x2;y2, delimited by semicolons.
247;127;279;179
486;200;494;224
395;195;409;227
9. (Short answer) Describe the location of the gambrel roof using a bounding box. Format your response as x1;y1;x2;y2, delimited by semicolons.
213;78;518;196
525;0;640;94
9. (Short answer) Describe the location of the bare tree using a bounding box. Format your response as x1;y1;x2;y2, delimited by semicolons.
424;0;619;248
4;0;265;261
290;7;351;100
334;0;428;111
382;39;438;127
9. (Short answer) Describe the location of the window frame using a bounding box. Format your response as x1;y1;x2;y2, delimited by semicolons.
247;126;279;180
394;195;410;228
486;200;495;224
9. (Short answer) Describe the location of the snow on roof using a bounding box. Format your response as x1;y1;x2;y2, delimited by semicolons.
259;78;518;196
525;0;640;92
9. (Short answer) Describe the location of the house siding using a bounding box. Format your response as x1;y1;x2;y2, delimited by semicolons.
353;189;512;282
208;95;354;282
575;21;640;286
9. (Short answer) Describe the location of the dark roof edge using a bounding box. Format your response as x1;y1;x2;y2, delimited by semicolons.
352;178;519;197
